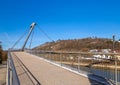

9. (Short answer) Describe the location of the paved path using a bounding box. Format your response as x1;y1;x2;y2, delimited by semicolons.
11;52;104;85
0;65;6;85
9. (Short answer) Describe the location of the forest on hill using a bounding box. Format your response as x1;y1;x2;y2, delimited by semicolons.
34;37;120;52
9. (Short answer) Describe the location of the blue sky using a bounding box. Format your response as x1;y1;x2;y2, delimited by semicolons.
0;0;120;50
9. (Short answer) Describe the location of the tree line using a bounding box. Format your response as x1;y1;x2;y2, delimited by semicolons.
0;42;7;64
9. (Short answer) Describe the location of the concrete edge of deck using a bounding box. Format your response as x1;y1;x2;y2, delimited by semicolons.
29;53;111;85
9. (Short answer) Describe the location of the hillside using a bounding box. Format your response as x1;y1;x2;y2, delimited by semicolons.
34;37;120;52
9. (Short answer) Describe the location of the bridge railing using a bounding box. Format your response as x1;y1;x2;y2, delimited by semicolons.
7;51;20;85
26;50;120;85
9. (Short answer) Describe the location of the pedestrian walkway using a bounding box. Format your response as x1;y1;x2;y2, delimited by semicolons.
11;52;105;85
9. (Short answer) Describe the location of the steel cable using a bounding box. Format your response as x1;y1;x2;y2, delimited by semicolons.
11;28;29;49
37;24;54;42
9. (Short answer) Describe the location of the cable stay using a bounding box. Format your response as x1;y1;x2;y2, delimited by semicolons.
11;27;30;49
11;22;54;51
37;24;54;42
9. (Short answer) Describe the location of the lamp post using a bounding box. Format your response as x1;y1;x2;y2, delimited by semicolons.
112;35;117;85
112;35;115;53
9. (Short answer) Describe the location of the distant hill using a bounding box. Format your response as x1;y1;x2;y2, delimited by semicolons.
34;37;120;52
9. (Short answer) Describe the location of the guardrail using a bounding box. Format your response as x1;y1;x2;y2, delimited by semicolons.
7;51;20;85
26;50;120;85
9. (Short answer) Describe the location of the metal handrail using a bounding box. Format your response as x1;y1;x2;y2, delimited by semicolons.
7;57;10;85
7;51;20;85
25;49;120;55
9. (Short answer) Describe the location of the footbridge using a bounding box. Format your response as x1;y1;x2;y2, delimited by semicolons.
5;22;120;85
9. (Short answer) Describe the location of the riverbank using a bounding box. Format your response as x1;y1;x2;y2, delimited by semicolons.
58;61;120;70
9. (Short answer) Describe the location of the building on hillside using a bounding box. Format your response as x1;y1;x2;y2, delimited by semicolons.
101;49;111;53
93;55;111;60
89;49;98;53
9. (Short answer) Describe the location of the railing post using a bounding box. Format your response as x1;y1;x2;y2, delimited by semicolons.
78;56;80;72
60;54;62;66
115;55;117;85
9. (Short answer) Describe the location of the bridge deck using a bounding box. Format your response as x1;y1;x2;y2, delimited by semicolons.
11;52;104;85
